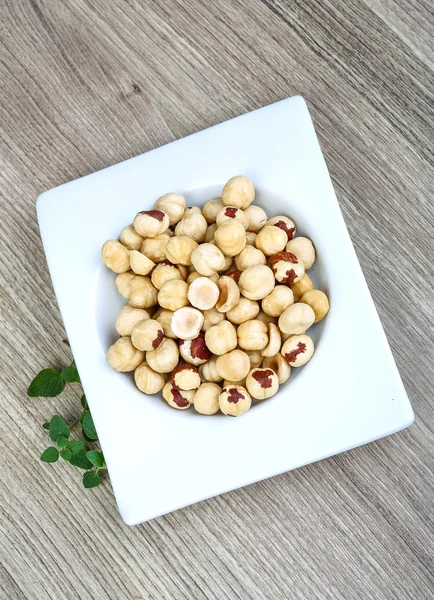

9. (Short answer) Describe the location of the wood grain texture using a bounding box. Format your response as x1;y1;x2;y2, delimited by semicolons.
1;0;433;598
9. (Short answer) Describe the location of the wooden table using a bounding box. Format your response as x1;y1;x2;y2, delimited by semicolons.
1;1;433;598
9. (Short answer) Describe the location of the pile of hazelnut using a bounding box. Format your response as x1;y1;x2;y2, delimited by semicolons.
102;176;329;417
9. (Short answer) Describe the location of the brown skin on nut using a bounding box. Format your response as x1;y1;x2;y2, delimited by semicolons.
226;270;242;283
284;342;306;363
171;387;189;407
140;210;165;222
252;369;274;389
170;362;198;387
152;329;164;349
225;207;237;218
189;335;210;360
227;388;245;404
274;221;295;239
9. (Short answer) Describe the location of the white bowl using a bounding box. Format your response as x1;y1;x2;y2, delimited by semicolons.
37;96;413;525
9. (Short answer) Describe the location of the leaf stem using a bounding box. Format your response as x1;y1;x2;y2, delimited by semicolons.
68;418;79;430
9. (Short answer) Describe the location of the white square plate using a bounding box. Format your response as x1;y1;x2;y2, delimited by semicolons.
37;96;413;525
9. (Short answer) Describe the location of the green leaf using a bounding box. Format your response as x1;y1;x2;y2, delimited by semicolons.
70;450;93;470
66;440;84;455
40;447;59;463
48;416;69;442
42;422;50;430
86;450;105;468
82;411;98;441
83;471;101;489
56;435;68;448
80;395;87;409
61;366;80;383
60;448;72;461
28;369;65;397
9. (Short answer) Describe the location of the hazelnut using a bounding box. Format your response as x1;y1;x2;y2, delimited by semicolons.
151;262;183;290
215;349;250;381
183;206;202;217
234;246;266;271
177;264;188;279
221;255;233;272
237;319;268;351
193;383;221;415
225;270;242;283
261;323;281;357
219;385;251;416
255;311;278;326
171;307;204;340
179;334;211;365
226;297;259;324
246;368;279;400
290;273;314;302
141;234;170;263
216;276;240;313
163;382;194;409
286;237;315;270
300;289;330;323
238;265;275;300
119;225;144;250
106;337;144;372
278;303;315;335
116;304;150;336
262;353;291;384
115;271;135;298
135;362;166;394
153;193;186;225
131;319;164;351
129;277;159;309
170;363;201;390
282;334;315;366
244;205;268;233
101;240;130;273
262;285;294;317
188;277;220;310
222;176;255;210
245;231;257;246
199;355;223;383
133;210;169;237
187;271;219;285
223;377;247;388
201;306;225;331
165;235;198;266
205;223;218;243
266;216;296;240
270;251;305;285
175;212;208;242
129;250;155;276
245;350;263;369
205;320;237;355
216;206;249;229
202;198;224;223
157;279;189;311
191;243;225;276
255;226;287;256
214;220;246;256
146;338;179;373
155;309;177;339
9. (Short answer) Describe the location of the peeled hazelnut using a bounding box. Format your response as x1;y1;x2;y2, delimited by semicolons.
155;309;177;339
262;353;291;384
134;362;166;394
262;285;294;317
216;206;249;229
183;206;202;217
244;205;268;232
239;265;275;300
165;235;198;266
215;276;240;313
255;226;287;256
246;368;279;400
170;363;201;390
119;225;144;250
179;334;211;365
133;210;169;237
266;215;296;240
255;311;278;326
199;355;223;382
300;289;330;323
116;304;150;336
219;385;251;416
245;349;263;369
270;251;305;285
115;271;135;298
175;212;208;242
222;176;255;210
131;319;164;351
129;277;158;309
215;349;250;381
193;383;221;415
245;231;257;246
286;237;315;270
106;337;144;372
157;279;189;311
261;323;281;357
235;246;266;271
205;320;237;355
226;297;259;324
163;382;194;409
129;250;155;276
205;223;218;242
154;193;186;225
202;198;224;223
282;334;315;366
188;277;219;310
191;243;226;276
171;307;204;340
215;220;246;257
221;255;233;272
201;306;225;331
237;319;268;351
278;303;315;335
151;262;183;290
290;273;314;302
146;338;179;373
141;234;170;263
187;271;219;285
101;240;130;273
